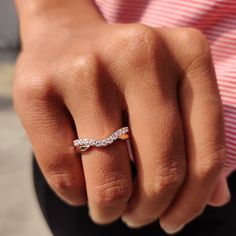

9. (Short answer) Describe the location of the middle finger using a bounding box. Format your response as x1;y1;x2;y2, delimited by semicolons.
121;68;186;227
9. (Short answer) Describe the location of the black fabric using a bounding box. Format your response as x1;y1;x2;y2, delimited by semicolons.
33;157;236;236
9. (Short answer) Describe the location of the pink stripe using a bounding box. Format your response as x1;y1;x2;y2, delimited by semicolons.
226;138;236;146
95;0;236;171
227;146;236;154
221;90;236;97
225;123;236;130
218;82;236;90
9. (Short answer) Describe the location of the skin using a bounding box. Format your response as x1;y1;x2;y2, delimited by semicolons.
14;0;231;234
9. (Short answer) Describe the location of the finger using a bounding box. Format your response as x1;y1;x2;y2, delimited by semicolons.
160;36;227;233
208;173;231;206
65;73;132;224
121;67;186;227
14;80;86;205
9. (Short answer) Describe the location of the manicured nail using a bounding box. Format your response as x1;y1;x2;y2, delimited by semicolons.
162;224;185;235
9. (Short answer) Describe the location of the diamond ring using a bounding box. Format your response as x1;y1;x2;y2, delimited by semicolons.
73;127;130;153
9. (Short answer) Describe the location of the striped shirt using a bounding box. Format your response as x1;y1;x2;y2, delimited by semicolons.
94;0;236;175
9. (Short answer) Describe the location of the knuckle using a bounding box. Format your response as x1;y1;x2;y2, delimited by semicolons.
145;165;185;197
179;28;210;57
180;28;208;47
49;173;78;193
65;53;101;94
92;177;131;206
158;172;184;190
14;71;54;103
127;23;158;45
48;172;86;206
64;53;109;107
197;147;226;179
115;24;163;66
71;53;99;79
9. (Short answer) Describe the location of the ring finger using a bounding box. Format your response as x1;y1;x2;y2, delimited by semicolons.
65;77;133;224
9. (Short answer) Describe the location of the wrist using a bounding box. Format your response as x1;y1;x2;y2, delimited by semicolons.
15;0;105;44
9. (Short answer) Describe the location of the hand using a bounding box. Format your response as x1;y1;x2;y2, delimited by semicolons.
14;16;230;233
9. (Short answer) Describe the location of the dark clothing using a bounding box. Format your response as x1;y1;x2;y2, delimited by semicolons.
33;158;236;236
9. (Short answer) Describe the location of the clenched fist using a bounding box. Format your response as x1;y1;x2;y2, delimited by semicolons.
14;4;229;233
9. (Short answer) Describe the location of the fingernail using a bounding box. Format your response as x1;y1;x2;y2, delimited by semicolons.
162;224;185;235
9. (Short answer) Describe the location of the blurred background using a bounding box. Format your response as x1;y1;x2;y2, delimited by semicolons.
0;0;51;235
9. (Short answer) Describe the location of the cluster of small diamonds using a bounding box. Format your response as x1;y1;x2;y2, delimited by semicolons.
73;127;129;147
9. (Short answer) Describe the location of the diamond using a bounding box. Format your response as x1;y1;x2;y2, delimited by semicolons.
95;140;102;147
111;134;117;140
101;140;107;146
84;139;89;145
89;139;95;146
117;129;122;136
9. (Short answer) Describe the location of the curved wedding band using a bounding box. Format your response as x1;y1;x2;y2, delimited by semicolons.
73;127;130;153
